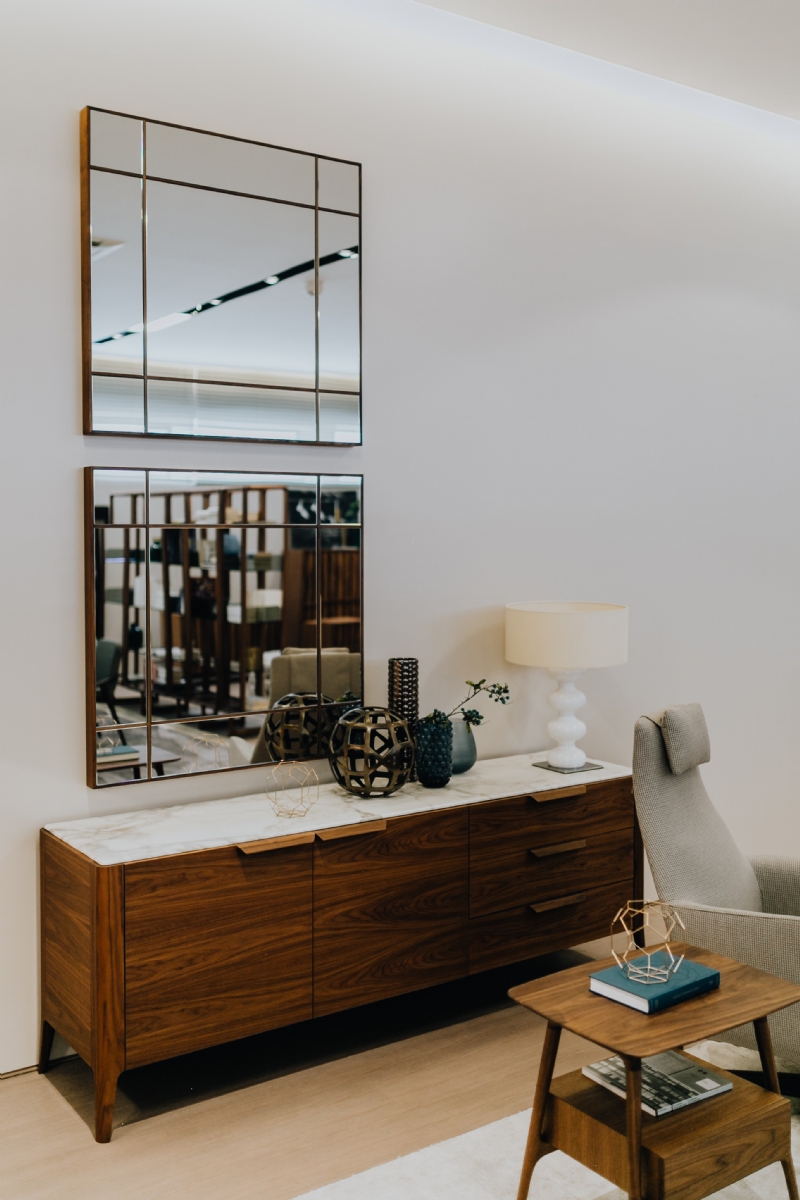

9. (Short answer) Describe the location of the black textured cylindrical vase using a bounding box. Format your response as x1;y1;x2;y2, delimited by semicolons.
388;657;419;779
416;718;453;788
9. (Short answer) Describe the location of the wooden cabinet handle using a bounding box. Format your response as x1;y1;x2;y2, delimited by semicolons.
529;892;586;913
236;832;315;854
530;784;587;803
316;820;387;841
528;839;587;858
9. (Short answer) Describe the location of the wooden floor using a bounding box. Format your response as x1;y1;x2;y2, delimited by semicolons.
2;953;602;1200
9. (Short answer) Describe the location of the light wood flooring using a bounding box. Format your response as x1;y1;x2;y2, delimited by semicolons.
2;953;603;1200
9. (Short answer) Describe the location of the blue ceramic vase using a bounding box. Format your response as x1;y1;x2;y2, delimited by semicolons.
450;718;477;774
416;719;453;788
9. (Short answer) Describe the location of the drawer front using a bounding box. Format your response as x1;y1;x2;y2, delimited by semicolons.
469;778;633;856
469;879;632;975
314;810;468;1015
470;825;633;918
125;844;312;1067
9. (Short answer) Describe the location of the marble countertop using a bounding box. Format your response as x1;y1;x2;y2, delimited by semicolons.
46;753;632;866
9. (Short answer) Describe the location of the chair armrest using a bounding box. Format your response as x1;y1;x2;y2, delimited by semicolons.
673;901;800;987
749;857;800;917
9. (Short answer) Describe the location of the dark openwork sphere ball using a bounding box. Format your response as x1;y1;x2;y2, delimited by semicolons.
265;693;335;761
328;706;415;797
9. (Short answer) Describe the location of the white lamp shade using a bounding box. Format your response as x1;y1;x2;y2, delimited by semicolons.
505;602;628;670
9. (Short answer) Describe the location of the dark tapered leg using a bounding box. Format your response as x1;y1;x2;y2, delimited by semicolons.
94;1064;119;1143
623;1055;643;1200
38;1021;55;1073
754;1017;800;1200
516;1021;562;1200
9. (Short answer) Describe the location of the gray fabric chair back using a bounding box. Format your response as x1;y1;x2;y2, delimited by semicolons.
96;639;122;685
633;706;762;912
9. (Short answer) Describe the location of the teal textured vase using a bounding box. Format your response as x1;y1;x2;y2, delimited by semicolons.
450;718;477;774
416;719;453;788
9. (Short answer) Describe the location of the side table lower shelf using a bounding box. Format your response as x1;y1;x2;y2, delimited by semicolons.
543;1061;790;1200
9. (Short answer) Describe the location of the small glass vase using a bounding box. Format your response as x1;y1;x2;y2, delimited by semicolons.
450;718;477;774
416;719;453;788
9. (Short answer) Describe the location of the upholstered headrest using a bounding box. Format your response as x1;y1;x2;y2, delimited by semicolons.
649;703;710;775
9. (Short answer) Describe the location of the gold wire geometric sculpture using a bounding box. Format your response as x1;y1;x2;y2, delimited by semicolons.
264;693;336;761
265;761;320;817
611;899;686;984
180;728;228;772
328;706;415;797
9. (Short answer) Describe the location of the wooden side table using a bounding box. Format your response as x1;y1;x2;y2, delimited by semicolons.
510;944;800;1200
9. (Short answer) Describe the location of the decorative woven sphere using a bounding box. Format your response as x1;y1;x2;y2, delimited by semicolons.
328;706;415;797
611;899;686;984
264;693;335;761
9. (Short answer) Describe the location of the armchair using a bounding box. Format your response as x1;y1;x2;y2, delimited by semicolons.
633;703;800;1065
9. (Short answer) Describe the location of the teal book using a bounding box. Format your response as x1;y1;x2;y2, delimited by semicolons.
589;954;720;1014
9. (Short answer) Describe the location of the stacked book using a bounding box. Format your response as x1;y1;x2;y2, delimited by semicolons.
583;1050;732;1117
590;954;720;1013
97;744;140;767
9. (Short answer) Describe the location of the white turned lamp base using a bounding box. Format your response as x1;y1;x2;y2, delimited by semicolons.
546;670;588;769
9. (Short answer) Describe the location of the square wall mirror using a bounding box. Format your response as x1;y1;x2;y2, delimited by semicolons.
82;108;361;444
86;468;363;787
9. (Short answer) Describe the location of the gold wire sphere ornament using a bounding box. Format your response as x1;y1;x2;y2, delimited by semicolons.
265;761;320;818
180;728;228;773
264;693;336;761
611;899;686;984
328;707;415;798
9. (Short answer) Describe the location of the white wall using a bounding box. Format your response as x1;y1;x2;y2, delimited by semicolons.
2;0;800;1071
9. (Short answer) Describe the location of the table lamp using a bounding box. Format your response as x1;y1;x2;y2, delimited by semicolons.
505;601;628;772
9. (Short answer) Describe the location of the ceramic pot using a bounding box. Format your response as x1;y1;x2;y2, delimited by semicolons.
450;718;477;774
416;719;453;788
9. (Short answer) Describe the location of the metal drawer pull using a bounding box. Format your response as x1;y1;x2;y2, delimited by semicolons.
316;820;387;841
530;784;587;803
237;832;315;854
529;892;586;913
529;839;587;858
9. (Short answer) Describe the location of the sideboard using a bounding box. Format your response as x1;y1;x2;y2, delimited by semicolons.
40;753;640;1141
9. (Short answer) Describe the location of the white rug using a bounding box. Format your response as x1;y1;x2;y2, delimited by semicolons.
292;1042;800;1200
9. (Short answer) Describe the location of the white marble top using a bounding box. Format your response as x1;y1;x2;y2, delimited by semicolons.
46;753;632;866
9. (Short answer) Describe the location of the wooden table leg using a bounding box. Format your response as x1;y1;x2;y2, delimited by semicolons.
622;1055;643;1200
516;1021;562;1200
754;1017;800;1200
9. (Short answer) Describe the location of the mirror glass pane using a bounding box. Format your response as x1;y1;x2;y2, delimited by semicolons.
93;469;146;525
145;122;315;204
318;158;359;214
95;726;147;787
91;375;145;433
145;181;316;391
93;523;148;730
148;472;319;524
90;170;143;374
146;380;316;441
318;211;359;393
319;393;360;444
320;477;362;526
89;110;142;174
151;717;241;778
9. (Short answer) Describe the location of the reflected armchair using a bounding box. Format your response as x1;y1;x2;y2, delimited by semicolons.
633;703;800;1066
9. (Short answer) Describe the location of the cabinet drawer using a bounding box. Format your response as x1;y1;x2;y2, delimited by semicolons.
314;810;468;1015
469;778;633;856
125;844;313;1067
469;879;632;975
470;825;633;918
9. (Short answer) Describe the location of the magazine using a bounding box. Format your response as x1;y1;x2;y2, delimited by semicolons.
582;1050;732;1117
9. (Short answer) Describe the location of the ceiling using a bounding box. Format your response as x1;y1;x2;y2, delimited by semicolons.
416;1;800;121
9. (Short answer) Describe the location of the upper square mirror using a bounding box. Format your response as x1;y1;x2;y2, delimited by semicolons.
82;108;361;444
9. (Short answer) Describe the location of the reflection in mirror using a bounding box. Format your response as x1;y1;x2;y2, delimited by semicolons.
87;470;362;784
318;157;359;214
146;381;316;441
146;122;315;204
318;211;359;394
83;109;361;443
90;170;143;376
89;110;142;174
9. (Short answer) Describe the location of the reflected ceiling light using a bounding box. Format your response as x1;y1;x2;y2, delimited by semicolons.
94;244;359;344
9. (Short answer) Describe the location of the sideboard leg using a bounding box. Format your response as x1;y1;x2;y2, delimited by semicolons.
38;1020;55;1073
753;1017;800;1200
516;1020;561;1200
94;1062;119;1143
